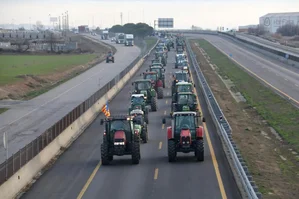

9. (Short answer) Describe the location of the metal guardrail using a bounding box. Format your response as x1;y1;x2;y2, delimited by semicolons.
185;40;262;199
0;38;159;186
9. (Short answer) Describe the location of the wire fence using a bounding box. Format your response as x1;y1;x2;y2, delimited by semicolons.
0;40;156;186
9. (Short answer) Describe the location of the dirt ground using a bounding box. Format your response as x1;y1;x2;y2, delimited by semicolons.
191;42;299;199
0;35;110;100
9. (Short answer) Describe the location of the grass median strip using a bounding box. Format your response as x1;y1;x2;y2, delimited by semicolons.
145;37;158;51
193;39;299;152
0;108;8;114
191;39;299;198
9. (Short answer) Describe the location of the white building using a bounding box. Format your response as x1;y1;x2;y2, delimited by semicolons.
259;12;299;33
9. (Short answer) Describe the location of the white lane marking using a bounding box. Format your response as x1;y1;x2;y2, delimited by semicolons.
284;78;288;81
295;84;299;87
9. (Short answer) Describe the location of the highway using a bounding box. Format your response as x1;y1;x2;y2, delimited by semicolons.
0;36;141;163
187;34;299;105
21;48;241;199
236;32;299;56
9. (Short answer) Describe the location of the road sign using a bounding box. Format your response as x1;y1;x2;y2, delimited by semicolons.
158;18;174;28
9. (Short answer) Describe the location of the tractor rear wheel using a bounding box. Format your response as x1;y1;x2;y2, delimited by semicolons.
151;97;157;112
157;87;164;99
163;80;165;88
145;113;149;124
101;142;110;165
168;140;177;162
195;139;204;161
132;142;140;164
141;127;148;143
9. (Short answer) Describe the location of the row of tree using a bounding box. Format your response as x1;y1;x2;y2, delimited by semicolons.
109;23;154;38
277;24;299;37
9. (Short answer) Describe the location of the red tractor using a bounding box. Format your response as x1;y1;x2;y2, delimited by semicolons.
142;71;164;99
162;111;205;162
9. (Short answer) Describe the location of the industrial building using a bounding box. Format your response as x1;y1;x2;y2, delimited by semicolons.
259;12;299;33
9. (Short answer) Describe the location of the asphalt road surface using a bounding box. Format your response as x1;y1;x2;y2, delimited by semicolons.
21;48;241;199
0;37;141;163
187;34;299;105
236;33;299;56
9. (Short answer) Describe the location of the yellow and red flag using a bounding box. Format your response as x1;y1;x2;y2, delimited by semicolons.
101;101;111;117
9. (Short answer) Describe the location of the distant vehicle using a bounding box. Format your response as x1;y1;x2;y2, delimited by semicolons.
106;51;114;63
125;34;134;46
115;33;125;44
102;30;109;40
111;37;116;42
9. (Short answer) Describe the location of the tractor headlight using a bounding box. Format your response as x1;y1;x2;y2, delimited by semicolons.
144;96;147;99
114;142;125;145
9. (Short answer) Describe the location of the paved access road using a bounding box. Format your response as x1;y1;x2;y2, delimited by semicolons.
21;48;241;199
236;33;299;56
0;37;141;163
187;34;299;105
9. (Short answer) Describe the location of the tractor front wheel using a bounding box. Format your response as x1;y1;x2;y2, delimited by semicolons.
195;139;204;161
101;142;110;165
151;97;157;112
145;113;149;124
141;127;148;143
132;142;140;164
157;87;164;99
168;140;177;162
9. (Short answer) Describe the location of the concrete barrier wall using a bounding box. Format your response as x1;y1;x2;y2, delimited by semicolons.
0;57;145;199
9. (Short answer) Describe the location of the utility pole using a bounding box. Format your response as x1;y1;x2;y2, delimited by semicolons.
142;9;144;23
128;11;129;23
120;12;123;25
59;16;61;30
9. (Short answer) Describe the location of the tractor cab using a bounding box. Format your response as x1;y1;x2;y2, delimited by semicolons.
172;71;190;85
175;58;188;68
129;94;149;123
100;115;141;165
151;59;162;65
148;66;165;88
130;109;148;143
171;92;198;113
162;111;205;162
172;82;194;96
143;71;164;99
132;79;157;111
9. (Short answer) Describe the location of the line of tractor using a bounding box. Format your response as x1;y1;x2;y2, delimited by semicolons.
99;34;206;165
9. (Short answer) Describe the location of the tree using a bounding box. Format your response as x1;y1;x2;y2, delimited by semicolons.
277;24;299;36
109;23;154;38
36;21;44;31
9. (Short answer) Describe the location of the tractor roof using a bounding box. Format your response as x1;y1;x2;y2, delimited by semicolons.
175;71;188;74
173;111;197;116
144;71;158;74
134;79;152;83
150;66;163;69
130;109;144;115
106;115;132;121
131;94;145;98
176;82;192;85
177;92;194;95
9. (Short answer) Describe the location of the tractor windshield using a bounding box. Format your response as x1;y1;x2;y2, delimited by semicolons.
144;74;157;81
174;115;196;135
175;73;188;82
110;120;131;132
177;94;195;104
133;114;144;125
136;81;151;90
151;68;161;76
177;85;192;92
131;97;144;105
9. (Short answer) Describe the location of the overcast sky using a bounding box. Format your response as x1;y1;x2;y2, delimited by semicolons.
0;0;298;30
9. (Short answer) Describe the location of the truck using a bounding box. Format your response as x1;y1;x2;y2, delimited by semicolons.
101;30;109;40
124;34;134;46
116;33;125;44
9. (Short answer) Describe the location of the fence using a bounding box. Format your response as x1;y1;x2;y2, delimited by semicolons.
185;40;262;199
0;39;158;186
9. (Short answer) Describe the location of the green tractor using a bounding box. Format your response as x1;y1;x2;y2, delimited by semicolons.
155;51;167;66
100;115;141;165
148;66;166;88
130;109;149;143
172;81;194;97
151;59;163;66
128;94;149;123
171;92;198;116
132;79;157;111
172;71;191;89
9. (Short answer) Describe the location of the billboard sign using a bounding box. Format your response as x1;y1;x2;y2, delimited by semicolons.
50;17;58;22
158;18;174;28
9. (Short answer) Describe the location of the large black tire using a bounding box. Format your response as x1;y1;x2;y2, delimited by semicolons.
163;79;165;88
168;140;177;162
145;113;149;124
195;139;204;161
106;60;109;63
157;87;163;99
141;127;148;143
151;97;157;111
132;142;140;164
101;142;110;165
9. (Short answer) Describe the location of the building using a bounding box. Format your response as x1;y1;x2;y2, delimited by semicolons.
78;25;89;33
259;12;299;33
238;25;258;32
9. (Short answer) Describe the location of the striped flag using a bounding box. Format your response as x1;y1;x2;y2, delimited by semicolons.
101;101;111;117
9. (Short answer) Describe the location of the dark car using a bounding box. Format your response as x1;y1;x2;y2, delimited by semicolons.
106;52;114;63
